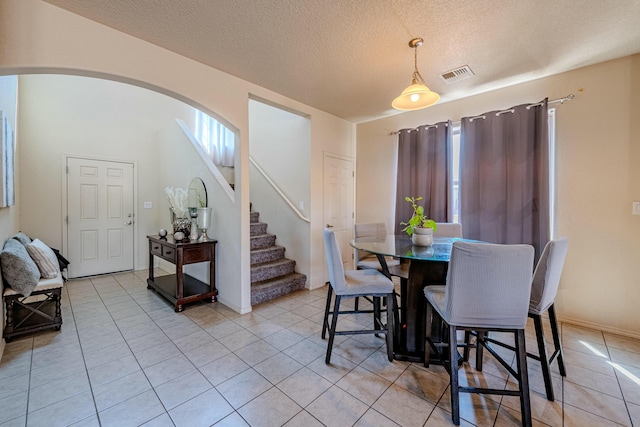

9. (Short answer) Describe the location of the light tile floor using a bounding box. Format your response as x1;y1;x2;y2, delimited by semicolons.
1;269;639;426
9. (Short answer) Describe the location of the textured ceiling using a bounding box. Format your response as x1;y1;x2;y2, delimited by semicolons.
42;0;640;123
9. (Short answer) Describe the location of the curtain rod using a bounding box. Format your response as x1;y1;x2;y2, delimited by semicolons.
389;93;575;135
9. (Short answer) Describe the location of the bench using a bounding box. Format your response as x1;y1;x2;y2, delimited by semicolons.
3;274;63;342
1;233;65;342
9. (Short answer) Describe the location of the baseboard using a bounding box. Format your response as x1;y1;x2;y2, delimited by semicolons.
216;296;252;314
557;315;640;340
307;281;326;291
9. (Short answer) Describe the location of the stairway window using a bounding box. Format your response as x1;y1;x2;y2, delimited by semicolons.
194;111;235;167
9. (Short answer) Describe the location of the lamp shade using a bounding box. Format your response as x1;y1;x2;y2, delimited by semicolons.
392;84;440;110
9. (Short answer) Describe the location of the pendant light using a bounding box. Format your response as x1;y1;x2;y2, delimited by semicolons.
392;38;440;110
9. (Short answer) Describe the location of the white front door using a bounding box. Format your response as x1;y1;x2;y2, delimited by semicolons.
323;154;354;281
67;157;134;278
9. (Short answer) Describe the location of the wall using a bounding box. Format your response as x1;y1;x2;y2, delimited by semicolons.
0;0;355;317
0;75;19;241
0;75;19;353
357;55;640;337
249;100;311;282
18;74;197;270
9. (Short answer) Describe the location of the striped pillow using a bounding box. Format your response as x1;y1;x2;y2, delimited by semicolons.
26;238;59;279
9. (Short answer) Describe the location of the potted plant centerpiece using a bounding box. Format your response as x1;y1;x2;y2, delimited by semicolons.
400;196;437;246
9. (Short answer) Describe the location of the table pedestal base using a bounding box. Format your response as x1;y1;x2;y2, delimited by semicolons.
394;260;448;362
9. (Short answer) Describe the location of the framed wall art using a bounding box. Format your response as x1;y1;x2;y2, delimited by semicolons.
0;110;15;207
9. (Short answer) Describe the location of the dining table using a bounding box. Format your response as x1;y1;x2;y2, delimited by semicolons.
350;234;478;362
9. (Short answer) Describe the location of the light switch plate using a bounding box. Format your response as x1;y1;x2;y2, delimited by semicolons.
633;201;640;215
144;201;153;209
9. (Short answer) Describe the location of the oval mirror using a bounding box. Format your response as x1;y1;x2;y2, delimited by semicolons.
188;177;207;208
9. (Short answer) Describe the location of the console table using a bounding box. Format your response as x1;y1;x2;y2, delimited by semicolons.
147;235;217;312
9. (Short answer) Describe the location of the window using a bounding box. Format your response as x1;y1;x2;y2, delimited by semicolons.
451;124;461;223
194;110;235;167
449;110;556;226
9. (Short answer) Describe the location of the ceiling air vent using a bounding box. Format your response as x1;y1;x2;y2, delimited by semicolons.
439;65;475;84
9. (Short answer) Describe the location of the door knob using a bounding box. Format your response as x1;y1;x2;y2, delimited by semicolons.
124;221;133;225
326;224;334;228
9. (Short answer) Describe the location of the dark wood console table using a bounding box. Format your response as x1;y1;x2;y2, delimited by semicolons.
147;235;217;312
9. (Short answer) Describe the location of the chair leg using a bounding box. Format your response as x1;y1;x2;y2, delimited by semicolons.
515;329;533;427
373;296;381;331
548;304;566;377
476;331;486;371
321;284;333;340
424;301;433;368
385;293;395;362
325;295;342;364
533;313;555;401
449;325;460;426
462;331;471;362
354;297;359;311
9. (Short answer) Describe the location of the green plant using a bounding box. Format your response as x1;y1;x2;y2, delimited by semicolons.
400;196;437;236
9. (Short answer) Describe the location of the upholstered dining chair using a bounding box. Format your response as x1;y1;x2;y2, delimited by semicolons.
424;241;534;426
480;237;569;401
434;222;463;238
354;223;399;310
354;222;400;270
322;228;396;364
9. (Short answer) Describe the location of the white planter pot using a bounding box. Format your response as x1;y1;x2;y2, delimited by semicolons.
411;227;434;247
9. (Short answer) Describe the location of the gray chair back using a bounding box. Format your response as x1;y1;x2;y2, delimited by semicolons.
354;222;387;238
323;228;347;293
354;222;387;264
444;241;534;329
434;222;463;238
529;237;569;315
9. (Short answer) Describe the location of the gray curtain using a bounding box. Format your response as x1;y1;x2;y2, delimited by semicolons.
460;99;549;258
395;121;452;234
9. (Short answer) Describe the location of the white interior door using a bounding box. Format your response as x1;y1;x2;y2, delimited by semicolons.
323;154;354;281
67;157;134;278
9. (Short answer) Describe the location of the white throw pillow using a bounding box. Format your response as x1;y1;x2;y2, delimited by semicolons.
26;238;59;279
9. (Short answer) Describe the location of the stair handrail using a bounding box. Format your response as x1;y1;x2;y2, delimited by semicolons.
250;156;310;223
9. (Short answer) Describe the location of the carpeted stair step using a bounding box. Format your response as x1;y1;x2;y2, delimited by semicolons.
251;246;286;265
249;207;307;304
251;233;276;250
250;222;268;236
251;273;307;306
251;258;296;283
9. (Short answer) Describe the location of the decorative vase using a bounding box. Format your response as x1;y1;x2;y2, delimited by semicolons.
189;207;199;241
197;207;212;242
411;227;434;247
172;217;191;238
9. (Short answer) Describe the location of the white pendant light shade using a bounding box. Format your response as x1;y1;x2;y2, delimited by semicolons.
392;83;440;110
392;38;440;111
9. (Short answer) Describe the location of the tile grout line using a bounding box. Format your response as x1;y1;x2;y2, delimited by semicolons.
63;281;103;426
602;330;636;427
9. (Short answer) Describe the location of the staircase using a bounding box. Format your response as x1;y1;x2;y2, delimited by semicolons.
250;210;307;305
